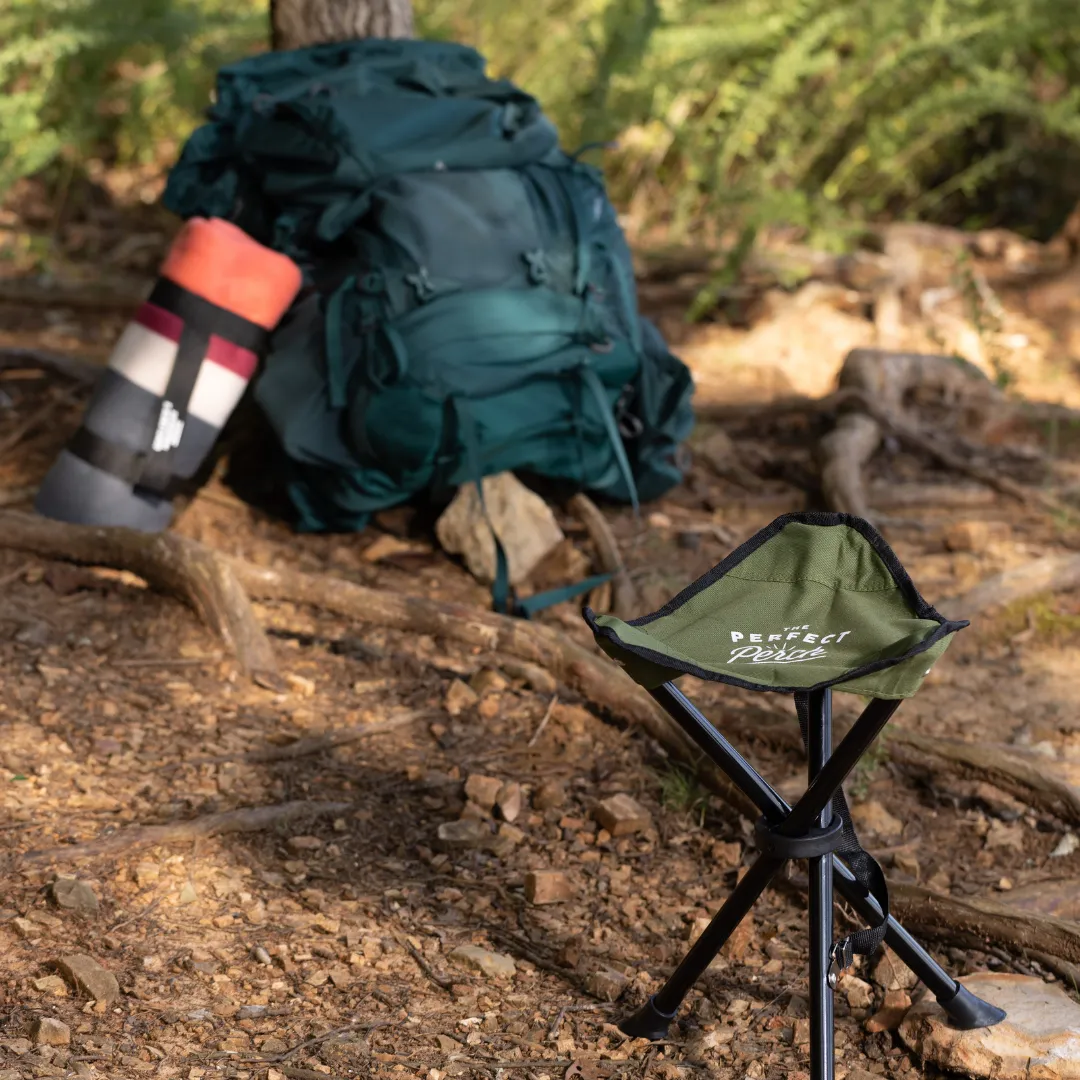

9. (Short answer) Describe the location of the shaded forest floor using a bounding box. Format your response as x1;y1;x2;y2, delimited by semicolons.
2;192;1080;1080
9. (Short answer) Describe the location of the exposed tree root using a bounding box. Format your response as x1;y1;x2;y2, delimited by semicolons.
890;883;1080;968
886;729;1080;827
940;552;1080;620
722;703;1080;828
818;349;1007;523
0;346;105;384
23;801;351;865
0;511;277;682
567;493;640;620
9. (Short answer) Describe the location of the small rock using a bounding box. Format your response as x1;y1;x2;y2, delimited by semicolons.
711;840;742;868
943;520;990;553
985;819;1026;851
851;799;904;841
437;819;492;851
533;782;566;811
464;774;503;811
899;973;1080;1079
328;965;354;988
286;835;323;853
436;1034;460;1053
872;946;918;992
30;1019;70;1047
49;878;99;914
459;800;488;821
1050;832;1079;859
141;955;164;973
592;793;652;837
178;881;198;905
839;974;874;1009
647;512;672;530
133;862;159;888
260;1038;288;1054
445;679;480;718
56;955;119;1004
495;781;523;823
524;870;575;905
435;473;564;586
587;968;630;1002
469;668;508;696
285;672;316;696
33;976;68;996
496;822;525;848
13;917;36;939
449;945;516;979
251;946;273;966
866;989;912;1033
720;913;755;963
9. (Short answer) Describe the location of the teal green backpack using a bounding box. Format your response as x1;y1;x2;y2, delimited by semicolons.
163;38;694;557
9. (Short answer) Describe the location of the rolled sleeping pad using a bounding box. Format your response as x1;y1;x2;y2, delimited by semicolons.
35;218;303;530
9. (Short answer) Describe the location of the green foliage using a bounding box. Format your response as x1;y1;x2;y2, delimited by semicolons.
4;0;1080;245
0;0;264;189
657;764;710;822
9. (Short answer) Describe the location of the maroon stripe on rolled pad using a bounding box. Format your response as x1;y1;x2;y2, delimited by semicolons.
206;335;259;380
133;302;258;381
134;302;183;343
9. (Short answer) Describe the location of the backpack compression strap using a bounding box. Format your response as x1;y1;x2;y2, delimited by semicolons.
455;400;615;619
793;690;890;968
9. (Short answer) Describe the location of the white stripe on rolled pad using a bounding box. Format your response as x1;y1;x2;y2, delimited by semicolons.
106;323;250;430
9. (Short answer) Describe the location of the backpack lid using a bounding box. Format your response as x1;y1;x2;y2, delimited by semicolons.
585;512;967;699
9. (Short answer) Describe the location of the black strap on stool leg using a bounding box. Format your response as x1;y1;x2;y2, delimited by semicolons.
618;682;1007;1042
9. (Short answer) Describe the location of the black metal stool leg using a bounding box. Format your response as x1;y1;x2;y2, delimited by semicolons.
806;689;835;1080
649;683;1007;1031
619;853;785;1040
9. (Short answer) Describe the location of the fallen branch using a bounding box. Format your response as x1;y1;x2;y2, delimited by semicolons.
890;883;1080;967
23;800;351;865
241;710;428;764
939;553;1080;620
719;704;1080;827
568;493;640;619
0;346;105;384
0;278;145;312
818;349;1007;523
886;730;1080;827
229;558;757;818
0;511;277;681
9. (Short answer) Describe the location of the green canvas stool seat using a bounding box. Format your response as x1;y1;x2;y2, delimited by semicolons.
583;512;1005;1079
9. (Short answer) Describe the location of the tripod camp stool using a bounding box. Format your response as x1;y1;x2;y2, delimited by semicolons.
583;512;1006;1079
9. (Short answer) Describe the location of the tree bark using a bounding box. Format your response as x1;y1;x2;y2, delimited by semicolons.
270;0;414;51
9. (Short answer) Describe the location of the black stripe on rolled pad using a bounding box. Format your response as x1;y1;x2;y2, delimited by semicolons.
149;278;271;353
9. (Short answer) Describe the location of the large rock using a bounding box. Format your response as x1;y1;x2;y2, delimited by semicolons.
435;473;564;586
898;973;1080;1080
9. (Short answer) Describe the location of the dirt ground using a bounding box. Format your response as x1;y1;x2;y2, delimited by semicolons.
3;231;1080;1080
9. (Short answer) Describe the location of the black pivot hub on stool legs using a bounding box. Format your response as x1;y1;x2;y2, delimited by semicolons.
617;684;1005;1074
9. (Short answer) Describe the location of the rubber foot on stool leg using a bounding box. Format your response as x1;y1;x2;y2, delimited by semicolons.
937;981;1007;1030
618;996;679;1041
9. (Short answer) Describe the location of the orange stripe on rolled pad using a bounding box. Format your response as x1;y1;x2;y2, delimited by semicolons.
159;217;303;331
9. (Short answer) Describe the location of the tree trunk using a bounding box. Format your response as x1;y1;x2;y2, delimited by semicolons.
270;0;415;51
